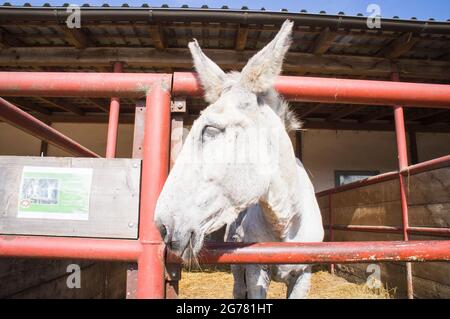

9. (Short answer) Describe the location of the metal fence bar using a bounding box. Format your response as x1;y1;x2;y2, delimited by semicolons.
173;72;450;108
136;82;171;299
325;225;450;237
0;98;100;157
0;235;141;261
392;70;414;299
167;241;450;264
3;236;448;265
0;72;172;98
105;61;124;158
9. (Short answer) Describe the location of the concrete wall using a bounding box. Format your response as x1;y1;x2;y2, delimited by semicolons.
0;123;134;158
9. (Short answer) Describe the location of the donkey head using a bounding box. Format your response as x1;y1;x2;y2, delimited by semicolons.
154;20;299;261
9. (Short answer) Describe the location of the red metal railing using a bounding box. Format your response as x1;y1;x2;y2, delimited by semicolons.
0;70;449;299
173;72;450;108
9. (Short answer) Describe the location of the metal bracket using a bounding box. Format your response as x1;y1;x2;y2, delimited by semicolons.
170;97;186;113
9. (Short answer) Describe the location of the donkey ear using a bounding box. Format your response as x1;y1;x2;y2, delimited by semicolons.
240;20;293;93
188;39;226;104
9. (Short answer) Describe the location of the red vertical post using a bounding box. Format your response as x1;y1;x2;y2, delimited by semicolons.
136;80;171;299
392;70;414;299
105;61;123;158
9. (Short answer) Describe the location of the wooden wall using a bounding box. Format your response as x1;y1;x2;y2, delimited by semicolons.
317;166;450;298
0;258;127;299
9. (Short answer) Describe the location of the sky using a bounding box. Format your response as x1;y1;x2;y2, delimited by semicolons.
5;0;450;21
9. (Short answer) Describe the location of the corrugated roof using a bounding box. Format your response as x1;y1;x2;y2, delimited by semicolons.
0;3;448;22
0;4;449;130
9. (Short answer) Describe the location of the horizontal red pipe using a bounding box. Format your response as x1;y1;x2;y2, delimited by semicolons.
316;171;398;197
0;72;172;98
316;155;450;197
170;241;450;264
173;72;450;108
401;155;450;175
0;235;141;261
2;236;449;265
408;226;450;236
328;224;403;234
0;98;100;157
326;224;450;237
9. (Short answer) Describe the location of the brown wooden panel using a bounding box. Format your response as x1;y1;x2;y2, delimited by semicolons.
331;178;400;209
336;262;406;298
332;229;403;242
332;201;402;226
0;259;93;298
407;167;450;206
317;195;329;209
409;203;450;227
5;261;127;299
321;207;330;225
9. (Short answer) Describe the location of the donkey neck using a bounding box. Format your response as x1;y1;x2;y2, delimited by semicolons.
259;158;302;240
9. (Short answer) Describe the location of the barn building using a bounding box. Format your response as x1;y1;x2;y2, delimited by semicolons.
0;4;449;298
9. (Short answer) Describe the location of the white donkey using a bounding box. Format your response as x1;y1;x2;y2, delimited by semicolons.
154;20;324;299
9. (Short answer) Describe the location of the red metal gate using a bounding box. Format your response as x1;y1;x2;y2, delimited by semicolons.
0;71;449;299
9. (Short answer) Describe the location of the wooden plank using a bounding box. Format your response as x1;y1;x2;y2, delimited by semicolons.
332;229;404;242
35;97;84;116
382;32;419;59
0;156;140;239
235;24;249;51
0;258;93;298
407;167;450;205
149;24;166;50
421;110;450;125
311;28;336;55
408;203;450;227
409;131;418;164
412;262;450;287
337;261;450;298
332;201;402;226
88;98;109;112
22;114;450;133
331;178;400;209
1;47;449;80
10;262;106;299
326;105;366;122
359;108;393;123
296;104;322;119
303;121;450;133
336;262;407;298
103;262;127;299
61;27;91;49
6;98;53;116
0;28;24;48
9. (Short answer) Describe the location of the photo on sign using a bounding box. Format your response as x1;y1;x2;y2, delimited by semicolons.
17;166;93;221
21;177;60;206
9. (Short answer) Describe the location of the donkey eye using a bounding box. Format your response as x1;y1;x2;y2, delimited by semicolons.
202;125;222;141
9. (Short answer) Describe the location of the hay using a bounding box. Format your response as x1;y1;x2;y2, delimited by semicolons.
179;269;392;299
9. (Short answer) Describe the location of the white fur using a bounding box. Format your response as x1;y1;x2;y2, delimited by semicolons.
154;20;324;299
